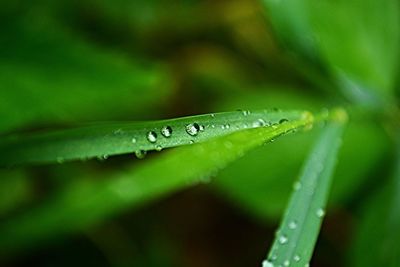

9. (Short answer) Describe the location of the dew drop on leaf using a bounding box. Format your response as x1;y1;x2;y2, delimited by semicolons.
242;110;251;116
186;123;200;136
147;131;157;143
316;208;325;218
283;260;290;266
279;118;289;124
135;150;147;159
253;119;267;127
293;181;302;191
131;137;137;144
279;235;288;244
288;220;298;230
262;260;274;267
294;255;300;262
161;126;173;138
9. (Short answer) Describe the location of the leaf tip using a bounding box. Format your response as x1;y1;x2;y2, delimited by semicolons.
330;108;348;124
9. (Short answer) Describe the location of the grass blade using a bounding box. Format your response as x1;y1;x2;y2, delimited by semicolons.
262;109;347;267
0;111;314;256
0;110;308;167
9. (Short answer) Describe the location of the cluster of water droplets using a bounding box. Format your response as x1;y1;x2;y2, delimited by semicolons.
262;256;308;267
115;110;292;161
131;125;174;159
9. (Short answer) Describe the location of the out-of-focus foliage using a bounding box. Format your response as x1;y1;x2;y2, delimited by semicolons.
351;139;400;267
262;0;400;106
0;1;172;133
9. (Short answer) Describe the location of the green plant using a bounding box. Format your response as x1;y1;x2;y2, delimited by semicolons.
1;1;399;266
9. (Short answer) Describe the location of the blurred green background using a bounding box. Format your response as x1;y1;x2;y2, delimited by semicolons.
0;0;399;266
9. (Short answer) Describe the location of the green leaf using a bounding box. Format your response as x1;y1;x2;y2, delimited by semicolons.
309;0;400;98
0;110;314;256
261;0;319;61
0;4;172;133
351;137;400;267
213;90;389;220
261;0;400;103
0;110;308;166
262;109;347;267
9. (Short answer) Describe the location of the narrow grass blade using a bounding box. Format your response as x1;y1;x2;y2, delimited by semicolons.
0;110;308;167
351;135;400;267
262;109;347;267
0;111;314;256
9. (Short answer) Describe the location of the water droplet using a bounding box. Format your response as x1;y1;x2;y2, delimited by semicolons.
279;235;288;244
242;110;251;116
283;260;290;266
253;118;267;127
211;124;216;128
147;131;157;143
199;124;205;131
262;260;274;267
155;145;163;151
293;181;302;191
210;113;215;118
186;123;200;136
161;126;173;138
288;220;298;230
135;150;147;159
316;208;325;218
224;124;230;129
189;140;195;144
131;137;137;144
97;154;109;161
294;255;300;262
279;118;289;124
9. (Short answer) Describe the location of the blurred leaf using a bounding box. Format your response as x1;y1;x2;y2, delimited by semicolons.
260;0;318;62
75;0;204;32
0;4;172;133
263;109;346;267
0;110;314;256
309;0;400;98
0;170;32;216
351;137;400;267
0;110;308;166
213;90;389;220
261;0;400;104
